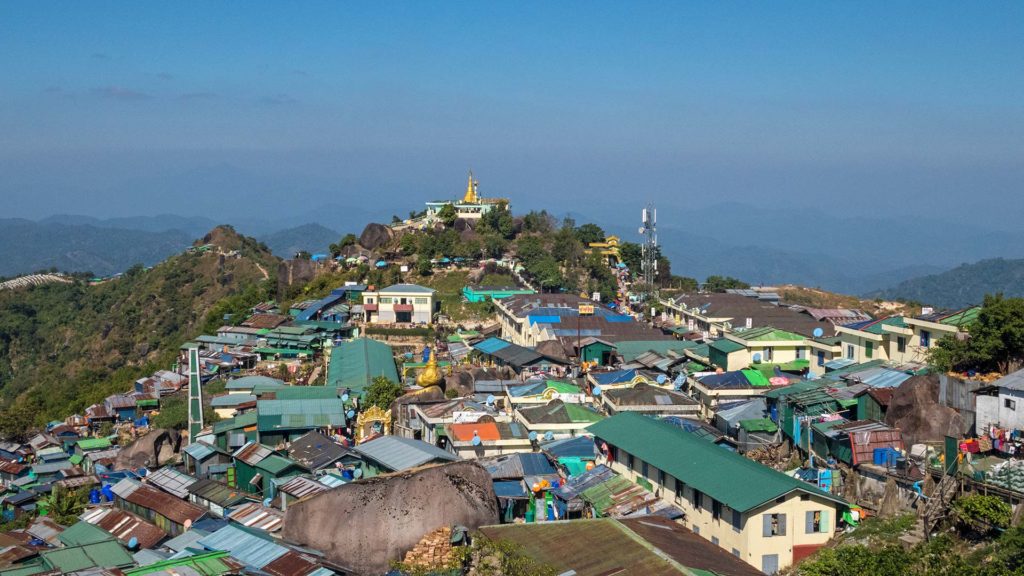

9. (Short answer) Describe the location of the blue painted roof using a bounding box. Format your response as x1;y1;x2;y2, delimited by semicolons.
527;315;562;325
473;337;512;354
591;369;640;385
493;480;527;499
824;358;856;370
296;293;345;322
540;435;597;459
197;525;286;569
848;367;912;389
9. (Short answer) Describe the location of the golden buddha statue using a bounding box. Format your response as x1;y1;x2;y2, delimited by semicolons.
416;347;443;388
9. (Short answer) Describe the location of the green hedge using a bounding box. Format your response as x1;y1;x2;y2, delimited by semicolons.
364;326;436;338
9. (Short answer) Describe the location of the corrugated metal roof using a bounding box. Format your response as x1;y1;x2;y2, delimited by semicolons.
41;540;134;572
145;467;198;499
325;338;399;394
228;502;285;532
353;436;459;472
80;507;167;549
232;442;274;466
197;524;287;569
277;476;328;499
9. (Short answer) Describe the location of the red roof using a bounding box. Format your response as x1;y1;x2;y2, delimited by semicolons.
393;304;414;313
362;303;379;312
448;422;501;442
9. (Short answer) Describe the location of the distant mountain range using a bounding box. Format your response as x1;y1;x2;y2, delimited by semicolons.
867;258;1024;308
257;223;341;258
0;219;193;278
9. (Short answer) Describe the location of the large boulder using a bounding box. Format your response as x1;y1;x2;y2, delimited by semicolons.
359;223;394;251
885;374;966;446
277;258;316;295
114;428;182;471
283;460;499;575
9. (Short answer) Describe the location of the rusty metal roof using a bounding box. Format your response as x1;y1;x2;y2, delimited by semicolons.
228;501;285;532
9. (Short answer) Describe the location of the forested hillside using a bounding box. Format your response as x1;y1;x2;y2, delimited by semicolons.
0;226;278;434
869;258;1024;308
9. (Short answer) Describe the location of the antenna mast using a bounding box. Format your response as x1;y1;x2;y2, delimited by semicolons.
639;204;658;302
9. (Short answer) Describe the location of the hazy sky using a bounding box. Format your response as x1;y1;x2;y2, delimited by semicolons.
2;2;1022;226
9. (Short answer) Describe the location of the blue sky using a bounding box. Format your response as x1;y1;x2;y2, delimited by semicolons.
1;1;1022;226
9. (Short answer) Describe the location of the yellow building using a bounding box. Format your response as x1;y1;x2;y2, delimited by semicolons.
888;307;979;365
589;413;846;574
834;316;906;364
586;235;621;266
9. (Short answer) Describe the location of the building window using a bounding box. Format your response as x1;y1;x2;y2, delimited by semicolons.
897;336;907;353
626;453;634;469
732;509;743;532
365;298;374;304
1006;399;1017;411
641;461;649;478
414;297;428;304
693;525;700;535
763;347;774;362
380;297;393;304
712;499;722;520
846;345;854;359
865;341;873;359
817;351;826;367
795;347;806;360
921;330;931;348
732;548;741;558
711;536;719;546
658;469;665;487
762;513;786;537
675;480;684;502
693;489;703;509
806;510;830;533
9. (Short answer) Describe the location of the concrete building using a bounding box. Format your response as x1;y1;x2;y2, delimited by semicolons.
976;369;1024;432
361;284;437;324
589;413;847;574
889;307;979;365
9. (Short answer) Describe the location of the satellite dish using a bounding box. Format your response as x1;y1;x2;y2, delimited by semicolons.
353;468;363;478
592;385;602;396
263;498;273;507
346;410;356;419
486;395;495;405
471;434;482;446
528;431;538;441
341;393;350;402
656;374;667;384
544;431;554;441
813;328;824;338
753;353;762;363
638;226;645;234
127;537;138;549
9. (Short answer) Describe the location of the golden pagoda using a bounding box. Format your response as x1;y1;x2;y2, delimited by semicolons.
463;170;479;204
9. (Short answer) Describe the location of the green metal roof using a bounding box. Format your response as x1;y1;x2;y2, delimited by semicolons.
123;551;238;575
212;411;258;434
272;386;341;400
939;306;981;327
326;338;400;394
563;403;607;423
588;412;846;513
257;398;346;431
254;454;299;475
708;339;744;354
76;437;112;451
58;521;114;546
763;379;826;400
733;326;804;342
41;540;133;572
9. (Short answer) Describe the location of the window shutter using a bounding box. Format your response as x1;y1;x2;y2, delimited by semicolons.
762;514;772;537
820;510;830;532
778;514;787;536
806;511;814;533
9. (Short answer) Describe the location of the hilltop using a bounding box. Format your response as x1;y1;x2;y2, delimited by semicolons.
868;258;1024;308
0;225;278;431
257;222;342;258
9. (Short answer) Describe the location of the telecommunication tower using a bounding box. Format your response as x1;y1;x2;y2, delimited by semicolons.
639;205;658;301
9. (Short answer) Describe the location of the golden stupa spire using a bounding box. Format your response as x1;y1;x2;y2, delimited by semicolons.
416;347;442;388
462;170;478;204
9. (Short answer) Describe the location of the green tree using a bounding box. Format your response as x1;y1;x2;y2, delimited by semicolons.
45;485;88;526
952;494;1012;535
619;241;642;271
482;234;507;259
522;210;555;234
704;275;750;293
364;376;404;410
399;233;419;255
480;202;514;239
152;395;187;429
574;222;606;245
930;294;1024;374
417;254;433;276
437;203;458;227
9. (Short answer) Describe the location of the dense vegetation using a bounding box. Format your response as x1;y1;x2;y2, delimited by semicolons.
870;258;1024;309
0;226;278;437
930;294;1024;374
796;514;1024;576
